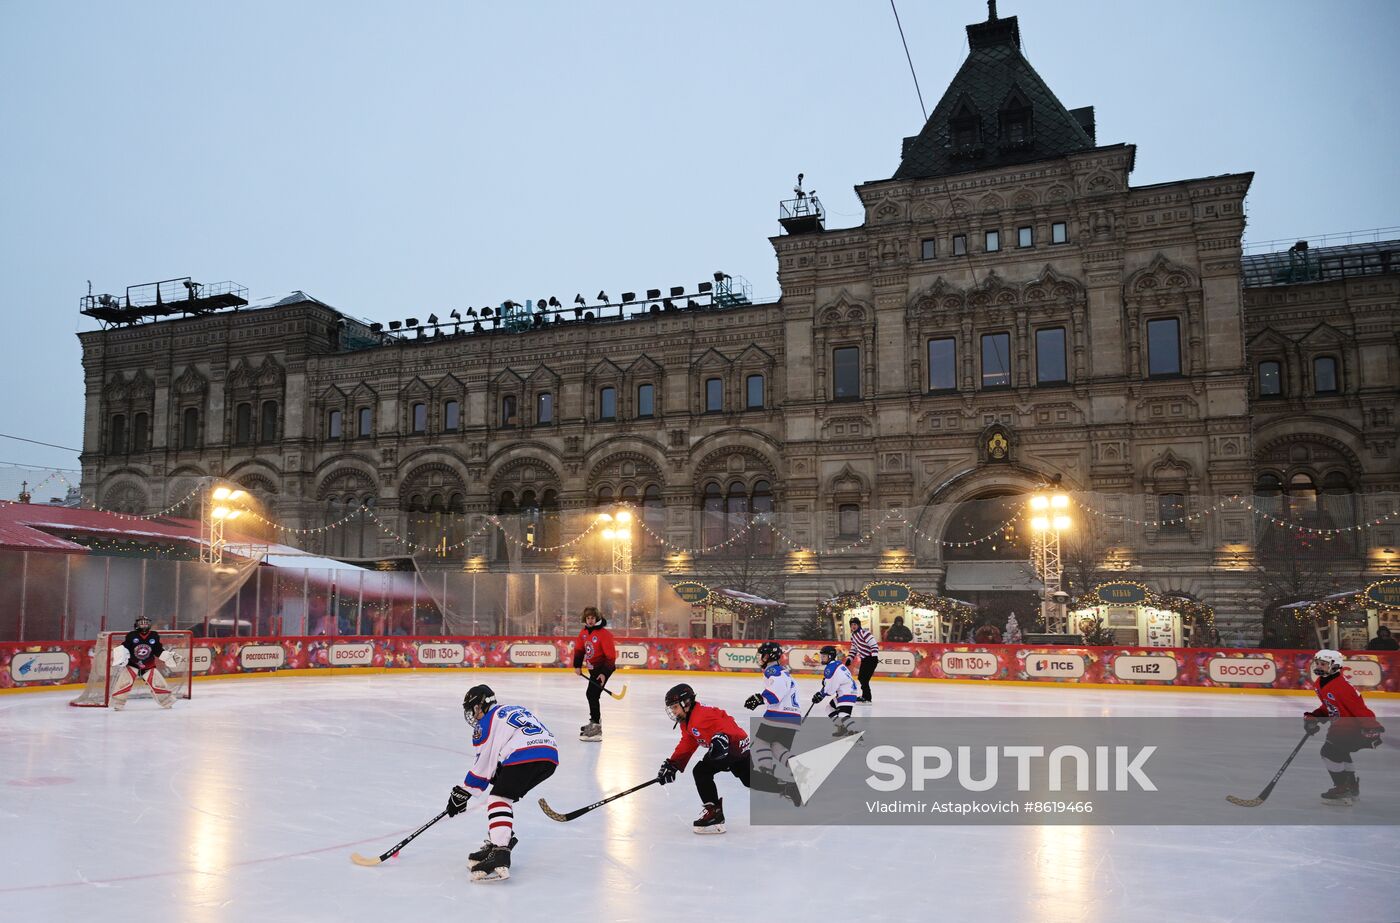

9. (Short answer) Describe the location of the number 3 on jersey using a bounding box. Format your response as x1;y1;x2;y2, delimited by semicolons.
501;705;545;736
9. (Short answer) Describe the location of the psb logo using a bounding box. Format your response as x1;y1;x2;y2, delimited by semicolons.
329;643;374;666
940;652;998;677
1207;658;1276;684
1112;655;1179;682
1342;659;1382;688
239;645;286;669
416;643;466;665
616;644;648;664
1024;654;1086;679
507;644;559;665
10;652;71;683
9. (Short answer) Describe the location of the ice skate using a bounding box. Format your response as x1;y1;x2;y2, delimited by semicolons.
579;722;602;742
1320;785;1355;806
468;835;517;870
693;799;725;835
470;844;512;882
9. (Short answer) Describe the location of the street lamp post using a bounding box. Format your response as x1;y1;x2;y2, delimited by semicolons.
1028;491;1071;633
597;509;633;574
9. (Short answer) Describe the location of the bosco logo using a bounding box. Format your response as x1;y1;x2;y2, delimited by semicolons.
239;645;286;670
1342;659;1382;688
940;651;998;677
329;643;374;666
1112;655;1179;682
1024;654;1086;679
507;644;559;665
416;643;465;666
1207;657;1276;684
615;644;648;665
717;647;760;670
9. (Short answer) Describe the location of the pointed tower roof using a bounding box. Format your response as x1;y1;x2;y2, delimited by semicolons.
893;5;1098;180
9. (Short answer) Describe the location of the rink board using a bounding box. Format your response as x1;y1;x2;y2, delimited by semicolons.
4;635;1399;694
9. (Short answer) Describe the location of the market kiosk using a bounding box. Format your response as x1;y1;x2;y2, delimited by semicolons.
1284;580;1400;650
821;581;976;643
1068;581;1215;647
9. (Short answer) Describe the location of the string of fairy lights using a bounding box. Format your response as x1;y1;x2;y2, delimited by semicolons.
8;475;1400;555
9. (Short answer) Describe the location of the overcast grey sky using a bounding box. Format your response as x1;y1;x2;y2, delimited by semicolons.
2;0;1397;480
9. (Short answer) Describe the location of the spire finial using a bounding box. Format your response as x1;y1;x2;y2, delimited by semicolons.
988;0;998;20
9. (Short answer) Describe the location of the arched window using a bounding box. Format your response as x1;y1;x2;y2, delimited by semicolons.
443;400;460;432
1288;473;1318;515
701;482;725;548
1254;472;1284;518
496;491;518;560
131;412;148;453
596;486;614;510
752;480;774;553
541;489;561;552
181;407;201;449
260;401;279;442
327;409;342;440
357;407;372;438
109;414;127;454
838;503;861;538
501;395;518;427
234;403;252;445
642;484;664;557
726;480;749;545
411;402;427;434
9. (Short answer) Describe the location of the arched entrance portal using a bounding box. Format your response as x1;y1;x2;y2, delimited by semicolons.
940;490;1041;636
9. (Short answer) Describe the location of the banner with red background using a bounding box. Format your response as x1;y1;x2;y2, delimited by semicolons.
3;637;1397;693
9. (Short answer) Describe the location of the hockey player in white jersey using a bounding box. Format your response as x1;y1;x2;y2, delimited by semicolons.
743;641;803;805
811;645;859;737
446;685;558;882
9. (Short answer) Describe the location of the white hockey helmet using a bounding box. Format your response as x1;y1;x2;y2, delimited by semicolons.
1311;649;1344;677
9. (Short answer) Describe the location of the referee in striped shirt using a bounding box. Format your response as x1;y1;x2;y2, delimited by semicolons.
846;617;879;703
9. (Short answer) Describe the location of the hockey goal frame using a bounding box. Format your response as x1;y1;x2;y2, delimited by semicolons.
70;630;195;707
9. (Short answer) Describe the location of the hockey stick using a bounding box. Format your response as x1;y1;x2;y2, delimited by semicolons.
583;671;628;700
539;778;659;822
350;809;449;866
1225;728;1317;808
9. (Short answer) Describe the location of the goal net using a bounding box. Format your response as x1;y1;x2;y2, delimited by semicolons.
70;631;195;707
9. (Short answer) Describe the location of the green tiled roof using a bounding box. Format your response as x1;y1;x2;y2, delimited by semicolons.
893;14;1097;180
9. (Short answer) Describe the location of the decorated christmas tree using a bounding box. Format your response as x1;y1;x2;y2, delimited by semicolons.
1004;611;1023;644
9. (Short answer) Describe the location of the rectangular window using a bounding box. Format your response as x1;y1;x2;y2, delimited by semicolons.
328;409;342;440
357;407;372;438
838;503;860;537
1158;493;1186;533
636;384;654;418
260;401;278;443
746;374;764;409
1051;221;1068;244
132;413;148;452
832;347;860;400
1035;328;1067;385
537;392;554;423
234;403;252;445
1017;226;1033;248
600;387;617;420
1146;318;1181;377
443;400;460;431
1314;356;1338;394
110;415;127;454
501;395;517;427
928;337;957;391
980;333;1011;388
952;234;967;256
705;378;723;413
1258;361;1281;397
920;238;936;261
985;230;1000;252
412;402;427;434
182;408;200;449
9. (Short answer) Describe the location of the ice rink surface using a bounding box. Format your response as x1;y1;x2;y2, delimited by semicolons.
4;671;1398;923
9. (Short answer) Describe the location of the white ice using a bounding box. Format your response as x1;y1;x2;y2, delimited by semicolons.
3;672;1398;923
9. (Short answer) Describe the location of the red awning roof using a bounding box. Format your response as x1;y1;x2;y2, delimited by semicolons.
0;503;215;553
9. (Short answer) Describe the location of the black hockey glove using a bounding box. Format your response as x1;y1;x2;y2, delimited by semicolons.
1303;714;1326;735
657;760;679;785
446;784;472;817
1362;725;1384;749
744;693;764;711
708;733;731;763
812;691;827;704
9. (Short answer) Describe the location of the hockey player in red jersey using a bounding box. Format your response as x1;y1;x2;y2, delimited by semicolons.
657;683;751;833
573;607;616;742
1304;650;1385;806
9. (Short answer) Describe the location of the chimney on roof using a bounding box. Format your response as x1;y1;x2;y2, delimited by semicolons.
967;4;1020;50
